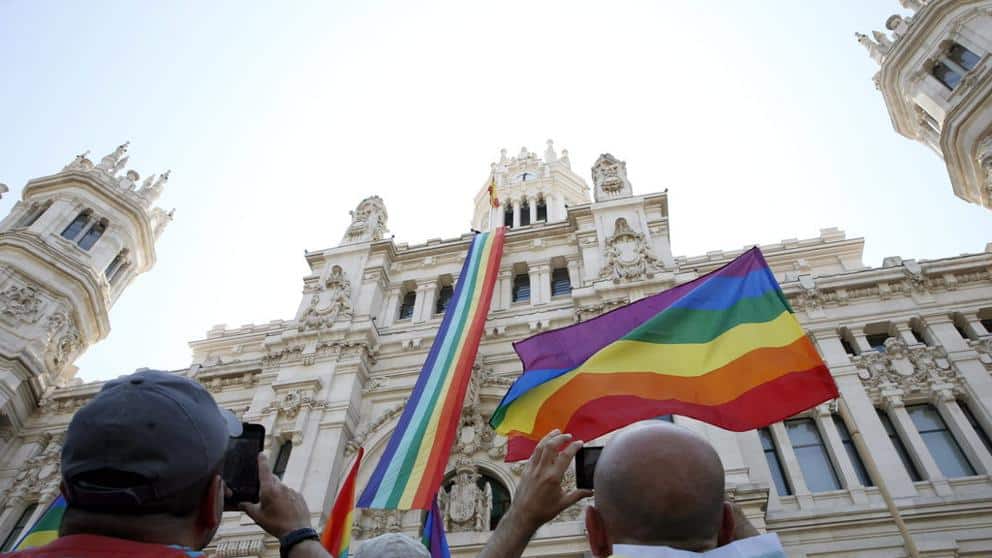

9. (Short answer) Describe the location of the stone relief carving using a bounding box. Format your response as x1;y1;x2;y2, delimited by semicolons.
9;434;64;503
439;465;493;532
575;298;628;322
353;508;404;540
853;338;958;402
299;265;353;330
0;283;43;323
978;134;992;197
554;466;584;522
969;338;992;370
343;196;389;243
591;153;633;201
261;389;327;420
599;218;661;283
344;401;406;457
96;141;130;176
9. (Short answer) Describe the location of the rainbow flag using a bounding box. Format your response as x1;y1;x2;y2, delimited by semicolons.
359;228;505;509
491;247;838;461
13;495;65;550
421;498;451;558
322;447;363;558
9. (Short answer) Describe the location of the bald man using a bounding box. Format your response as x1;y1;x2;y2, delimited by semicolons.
480;424;783;558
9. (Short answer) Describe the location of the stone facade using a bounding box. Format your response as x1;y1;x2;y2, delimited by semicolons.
0;143;991;558
859;0;992;210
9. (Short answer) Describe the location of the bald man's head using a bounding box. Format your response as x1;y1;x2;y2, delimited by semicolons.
590;422;727;551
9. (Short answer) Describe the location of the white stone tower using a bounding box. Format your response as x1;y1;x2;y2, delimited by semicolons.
0;143;173;433
858;0;992;209
472;140;590;232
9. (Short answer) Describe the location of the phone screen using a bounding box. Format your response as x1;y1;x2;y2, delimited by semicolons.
223;423;265;511
575;446;602;490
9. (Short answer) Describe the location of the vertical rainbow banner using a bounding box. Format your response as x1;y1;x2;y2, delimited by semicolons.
321;447;363;558
358;228;505;510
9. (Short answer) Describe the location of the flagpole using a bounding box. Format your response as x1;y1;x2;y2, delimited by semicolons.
838;398;919;558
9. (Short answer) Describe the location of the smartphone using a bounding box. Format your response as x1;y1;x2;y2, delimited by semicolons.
575;445;603;490
223;423;265;511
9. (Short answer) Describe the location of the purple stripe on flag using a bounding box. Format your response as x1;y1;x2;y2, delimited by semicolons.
512;247;768;372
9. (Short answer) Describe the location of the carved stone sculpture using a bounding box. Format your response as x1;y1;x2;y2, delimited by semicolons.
591;153;633;201
599;218;662;283
139;170;170;206
0;284;42;323
299;265;353;330
343;196;389;243
853;338;958;402
440;465;492;532
96;141;130;176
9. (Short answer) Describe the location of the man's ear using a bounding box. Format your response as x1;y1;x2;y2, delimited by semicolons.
585;505;612;558
196;474;224;532
717;501;735;547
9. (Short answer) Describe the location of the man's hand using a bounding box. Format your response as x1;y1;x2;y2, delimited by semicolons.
479;430;593;558
513;430;594;530
240;454;313;539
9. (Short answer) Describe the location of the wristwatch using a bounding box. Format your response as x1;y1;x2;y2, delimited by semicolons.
279;527;320;558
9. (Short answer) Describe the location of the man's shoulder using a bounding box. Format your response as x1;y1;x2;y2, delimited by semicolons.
611;534;786;558
0;535;204;558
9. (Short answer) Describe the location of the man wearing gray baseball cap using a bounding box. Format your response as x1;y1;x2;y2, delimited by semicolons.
2;370;331;558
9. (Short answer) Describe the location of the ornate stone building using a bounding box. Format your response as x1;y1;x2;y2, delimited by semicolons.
0;139;990;557
858;0;992;209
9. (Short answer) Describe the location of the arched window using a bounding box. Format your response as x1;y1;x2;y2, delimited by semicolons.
503;204;513;229
77;219;108;251
61;210;92;240
536;197;547;222
398;291;416;320
15;201;52;228
109;259;131;286
550;267;571;297
439;470;511;530
272;440;292;479
105;249;128;279
435;285;454;315
519;200;531;226
512;273;530;303
1;503;38;551
948;43;980;72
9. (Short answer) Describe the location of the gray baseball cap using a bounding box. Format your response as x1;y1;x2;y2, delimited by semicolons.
61;369;242;511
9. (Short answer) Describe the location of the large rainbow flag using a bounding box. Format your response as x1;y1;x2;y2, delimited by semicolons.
359;228;505;509
491;247;838;461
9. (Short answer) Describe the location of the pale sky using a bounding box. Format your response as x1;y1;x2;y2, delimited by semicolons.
1;1;990;382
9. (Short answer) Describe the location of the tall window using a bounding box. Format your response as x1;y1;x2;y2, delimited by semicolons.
60;210;91;240
785;418;841;492
833;415;874;487
504;205;513;228
877;409;922;481
398;291;416;320
960;402;992;455
77;219;107;250
839;334;857;356
272;440;292;480
1;503;38;551
109;260;130;286
550;268;571;297
519;201;531;227
908;404;975;478
435;285;454;314
932;61;962;90
15;201;51;228
759;428;792;496
948;43;980;72
536;197;547;222
512;273;530;303
910;321;929;345
105;250;128;280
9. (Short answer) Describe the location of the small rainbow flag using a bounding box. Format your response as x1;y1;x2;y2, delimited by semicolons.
322;448;363;558
13;495;65;550
421;498;451;558
359;228;505;509
491;247;838;461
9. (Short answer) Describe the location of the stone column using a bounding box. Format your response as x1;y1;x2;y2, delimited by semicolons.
768;422;813;508
566;259;580;291
380;287;401;328
961;312;990;338
922;315;970;352
883;394;953;495
527;196;538;224
531;263;550;306
497;269;513;311
512;200;521;229
554;193;566;221
850;328;873;354
893;322;921;346
418;281;437;322
931;388;992;475
813;405;867;503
